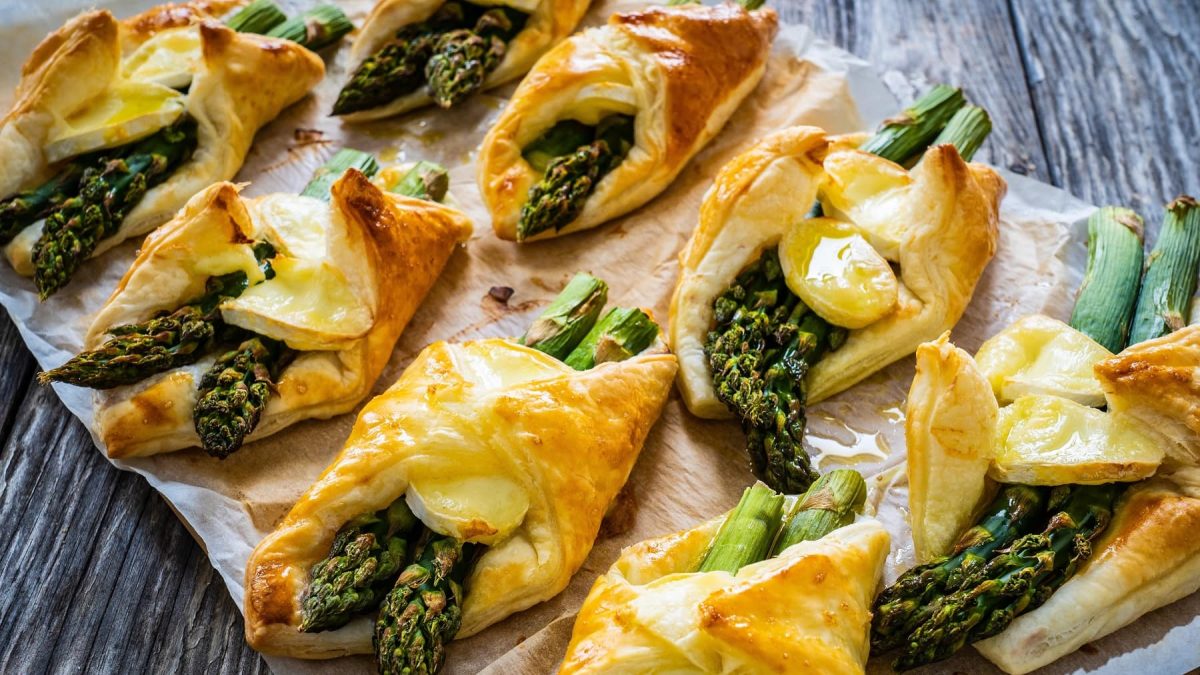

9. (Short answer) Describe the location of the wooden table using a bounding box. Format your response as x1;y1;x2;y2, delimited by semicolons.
1;1;1196;672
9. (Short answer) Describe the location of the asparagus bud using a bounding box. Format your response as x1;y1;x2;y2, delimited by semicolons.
698;483;786;574
859;84;966;167
301;149;381;200
521;273;608;360
1128;196;1200;345
301;498;421;632
225;0;287;34
772;469;866;554
265;4;353;51
1069;206;1145;352
0;159;89;245
193;335;295;458
425;8;517;108
375;532;478;675
563;306;659;370
931;104;992;162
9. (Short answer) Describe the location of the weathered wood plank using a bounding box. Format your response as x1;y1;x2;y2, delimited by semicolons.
1011;0;1200;224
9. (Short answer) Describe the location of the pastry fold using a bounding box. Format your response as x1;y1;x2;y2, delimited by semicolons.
90;169;472;458
560;518;889;674
479;3;778;241
1095;324;1200;466
244;338;677;658
342;0;591;121
0;3;324;273
670;126;1005;418
975;467;1200;674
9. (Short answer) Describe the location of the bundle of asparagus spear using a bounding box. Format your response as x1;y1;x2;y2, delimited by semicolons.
292;274;662;674
0;0;350;299
705;85;994;494
41;151;448;459
872;195;1200;670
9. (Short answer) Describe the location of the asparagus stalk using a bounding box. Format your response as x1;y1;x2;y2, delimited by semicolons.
192;334;295;458
562;306;658;370
33;117;198;299
390;161;450;203
1069;206;1145;352
772;469;866;554
697;483;786;574
301;149;381;200
520;273;608;360
894;484;1122;671
225;0;287;34
375;533;478;675
265;4;353;51
516;115;635;241
424;9;520;108
931;104;992;162
521;120;594;173
859;85;966;167
0;160;89;245
870;484;1050;652
301;498;421;632
39;271;252;388
1128;196;1200;344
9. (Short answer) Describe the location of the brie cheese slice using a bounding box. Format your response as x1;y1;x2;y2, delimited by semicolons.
121;26;202;89
45;80;186;162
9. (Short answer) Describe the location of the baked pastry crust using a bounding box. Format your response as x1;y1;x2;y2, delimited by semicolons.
560;518;889;674
341;0;591;122
90;169;472;458
669;126;1005;418
479;3;778;241
243;338;677;658
0;3;324;274
1095;324;1200;465
975;466;1200;674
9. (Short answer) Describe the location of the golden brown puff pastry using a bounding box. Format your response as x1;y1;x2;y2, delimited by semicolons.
340;0;591;122
243;338;677;658
0;4;323;274
670;126;1005;418
89;169;472;458
1095;324;1200;466
479;3;778;241
560;518;889;674
974;466;1200;674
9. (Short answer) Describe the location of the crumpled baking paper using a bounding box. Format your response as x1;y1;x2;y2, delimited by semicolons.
1;1;1196;673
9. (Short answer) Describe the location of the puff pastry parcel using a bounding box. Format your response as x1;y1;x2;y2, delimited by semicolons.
0;2;323;294
479;3;778;242
244;337;676;658
671;126;1005;417
560;517;889;674
79;169;471;458
334;0;590;120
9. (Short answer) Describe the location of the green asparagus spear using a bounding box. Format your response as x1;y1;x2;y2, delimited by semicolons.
193;334;295;458
1069;206;1145;352
931;104;992;162
265;4;353;51
390;161;450;203
375;532;478;675
894;484;1122;671
33;117;198;299
39;271;252;388
563;306;658;370
521;273;608;360
516;114;634;241
0;159;90;245
870;485;1050;652
225;0;287;34
772;469;866;554
698;483;786;574
521;120;595;173
425;8;521;108
301;498;421;632
1128;196;1200;344
859;84;966;167
301;149;381;200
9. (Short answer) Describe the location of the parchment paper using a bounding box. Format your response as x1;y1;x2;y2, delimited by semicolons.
1;1;1197;673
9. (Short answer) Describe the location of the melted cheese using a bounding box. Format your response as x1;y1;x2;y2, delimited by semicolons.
568;82;639;125
779;216;898;329
121;26;202;89
975;314;1113;407
818;149;913;260
992;394;1163;485
406;475;531;546
45;80;186;162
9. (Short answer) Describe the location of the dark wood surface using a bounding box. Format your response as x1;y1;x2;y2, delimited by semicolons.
1;1;1197;673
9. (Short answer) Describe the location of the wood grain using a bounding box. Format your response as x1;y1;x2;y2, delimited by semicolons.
0;1;1196;674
